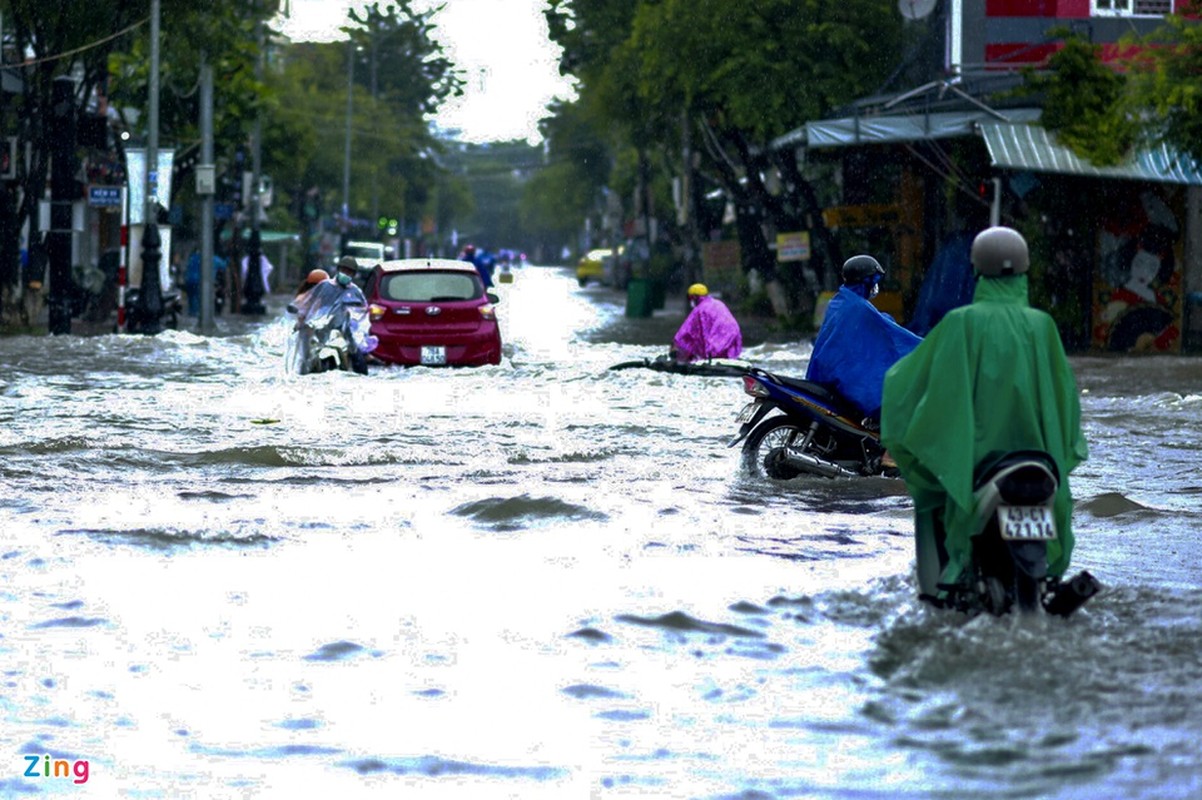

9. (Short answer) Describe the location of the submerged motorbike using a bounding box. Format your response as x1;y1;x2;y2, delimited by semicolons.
729;367;888;479
297;308;352;374
286;280;375;376
287;301;354;375
609;354;756;379
924;449;1101;618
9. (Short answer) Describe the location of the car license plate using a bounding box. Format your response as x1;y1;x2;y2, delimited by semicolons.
736;401;760;423
420;346;446;365
997;504;1057;541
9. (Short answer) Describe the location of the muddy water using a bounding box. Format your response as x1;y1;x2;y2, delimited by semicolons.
1;266;1200;798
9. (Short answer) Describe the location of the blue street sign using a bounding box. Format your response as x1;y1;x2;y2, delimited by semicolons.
88;185;122;207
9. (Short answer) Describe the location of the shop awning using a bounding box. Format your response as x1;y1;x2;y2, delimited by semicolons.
773;108;1041;150
979;123;1202;186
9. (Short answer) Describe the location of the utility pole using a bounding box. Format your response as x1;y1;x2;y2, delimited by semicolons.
198;54;215;333
369;19;379;226
241;12;266;315
342;38;353;255
135;0;164;335
47;76;76;335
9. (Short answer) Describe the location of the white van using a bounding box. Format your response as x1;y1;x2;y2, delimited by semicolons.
342;240;386;268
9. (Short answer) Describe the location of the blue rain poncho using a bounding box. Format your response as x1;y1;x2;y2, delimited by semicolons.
806;285;922;419
908;231;976;336
880;275;1088;594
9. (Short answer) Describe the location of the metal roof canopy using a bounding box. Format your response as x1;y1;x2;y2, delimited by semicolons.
979;123;1202;186
775;108;1042;150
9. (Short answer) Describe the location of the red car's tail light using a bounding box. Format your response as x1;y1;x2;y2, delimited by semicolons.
369;304;386;321
479;304;496;321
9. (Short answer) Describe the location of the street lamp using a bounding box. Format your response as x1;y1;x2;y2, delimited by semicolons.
136;0;164;335
241;13;267;315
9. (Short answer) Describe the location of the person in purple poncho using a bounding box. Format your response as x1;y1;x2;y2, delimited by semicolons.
670;283;743;362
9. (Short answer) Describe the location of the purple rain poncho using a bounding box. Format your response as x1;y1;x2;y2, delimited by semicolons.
672;296;743;361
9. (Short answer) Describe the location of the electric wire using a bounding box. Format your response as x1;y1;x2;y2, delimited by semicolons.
4;17;148;68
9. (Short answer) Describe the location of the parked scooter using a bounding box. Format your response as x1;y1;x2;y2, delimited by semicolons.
923;450;1100;618
124;288;182;334
729;367;888;479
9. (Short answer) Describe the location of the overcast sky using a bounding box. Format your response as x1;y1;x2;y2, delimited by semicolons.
274;0;577;143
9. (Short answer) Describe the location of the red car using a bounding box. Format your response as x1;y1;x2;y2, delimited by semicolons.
364;258;502;366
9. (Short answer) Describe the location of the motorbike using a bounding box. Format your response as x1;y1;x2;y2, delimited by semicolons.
609;354;756;379
729;367;888;479
288;303;353;375
124;288;182;334
924;449;1101;618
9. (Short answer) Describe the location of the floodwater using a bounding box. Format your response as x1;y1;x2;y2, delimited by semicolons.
1;266;1200;799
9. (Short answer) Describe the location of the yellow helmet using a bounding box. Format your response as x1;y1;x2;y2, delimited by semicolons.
687;283;709;297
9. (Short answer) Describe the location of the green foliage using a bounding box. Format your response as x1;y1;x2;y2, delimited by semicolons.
344;1;464;117
442;140;543;249
107;2;268;152
622;0;904;142
1123;1;1202;169
1021;29;1136;166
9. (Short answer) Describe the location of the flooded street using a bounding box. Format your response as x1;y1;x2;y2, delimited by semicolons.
2;265;1201;798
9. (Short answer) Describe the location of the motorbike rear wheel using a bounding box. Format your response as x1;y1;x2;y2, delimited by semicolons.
742;416;806;480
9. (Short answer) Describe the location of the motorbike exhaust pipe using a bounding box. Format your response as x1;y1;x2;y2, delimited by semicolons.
781;448;859;479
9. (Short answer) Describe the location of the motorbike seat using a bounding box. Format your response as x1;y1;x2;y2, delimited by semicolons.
771;375;864;420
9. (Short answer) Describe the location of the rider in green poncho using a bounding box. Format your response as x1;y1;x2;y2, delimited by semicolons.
881;227;1089;603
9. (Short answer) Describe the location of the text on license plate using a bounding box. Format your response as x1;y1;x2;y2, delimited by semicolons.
736;401;760;423
997;504;1057;541
420;346;446;365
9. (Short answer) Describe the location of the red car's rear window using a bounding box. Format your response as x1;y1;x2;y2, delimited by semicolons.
379;271;482;302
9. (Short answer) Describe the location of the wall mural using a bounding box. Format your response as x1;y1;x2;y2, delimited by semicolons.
1093;189;1183;353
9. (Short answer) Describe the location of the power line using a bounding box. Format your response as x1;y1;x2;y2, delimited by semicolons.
6;17;148;68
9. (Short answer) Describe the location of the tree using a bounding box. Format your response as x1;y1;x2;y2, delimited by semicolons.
542;0;907;307
0;0;158;313
1123;2;1202;169
1020;29;1137;167
520;98;613;258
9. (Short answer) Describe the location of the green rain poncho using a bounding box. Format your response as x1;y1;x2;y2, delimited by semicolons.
880;274;1088;596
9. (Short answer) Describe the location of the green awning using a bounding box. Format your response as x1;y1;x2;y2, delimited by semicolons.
220;229;300;244
979;123;1202;186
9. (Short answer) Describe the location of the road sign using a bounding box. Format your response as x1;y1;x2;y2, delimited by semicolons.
88;185;123;207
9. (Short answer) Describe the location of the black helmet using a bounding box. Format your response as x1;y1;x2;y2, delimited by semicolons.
971;227;1029;276
842;255;885;286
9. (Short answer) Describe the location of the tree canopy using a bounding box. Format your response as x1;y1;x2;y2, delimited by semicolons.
535;0;908;291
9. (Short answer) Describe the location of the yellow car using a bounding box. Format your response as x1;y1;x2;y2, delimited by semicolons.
575;248;613;287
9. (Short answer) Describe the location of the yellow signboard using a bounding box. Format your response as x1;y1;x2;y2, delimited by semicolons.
776;231;811;262
822;204;903;229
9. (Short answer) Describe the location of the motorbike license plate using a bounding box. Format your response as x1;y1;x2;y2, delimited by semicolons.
420;346;446;365
997;504;1057;541
736;401;761;423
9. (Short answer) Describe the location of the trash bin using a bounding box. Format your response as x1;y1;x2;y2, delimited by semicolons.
625;278;654;318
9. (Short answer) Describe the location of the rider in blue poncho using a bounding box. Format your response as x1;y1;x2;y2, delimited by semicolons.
806;255;922;422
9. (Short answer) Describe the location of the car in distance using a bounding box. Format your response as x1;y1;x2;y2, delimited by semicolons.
575;248;613;287
341;240;388;282
364;258;502;366
343;240;387;266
